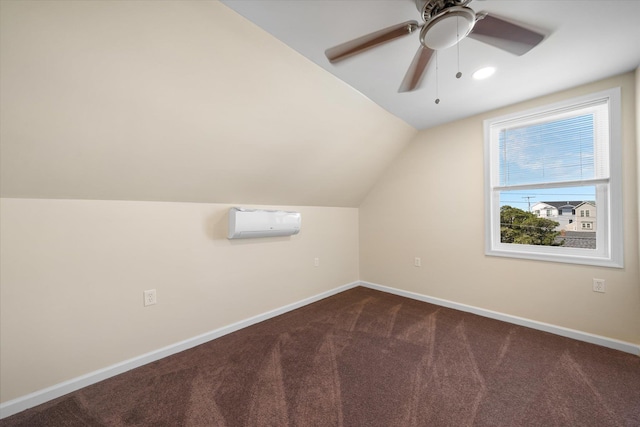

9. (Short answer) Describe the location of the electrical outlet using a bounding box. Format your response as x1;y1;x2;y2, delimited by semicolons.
414;257;421;267
144;289;157;306
593;279;605;293
314;257;320;267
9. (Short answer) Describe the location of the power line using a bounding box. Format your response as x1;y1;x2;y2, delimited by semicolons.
522;196;535;212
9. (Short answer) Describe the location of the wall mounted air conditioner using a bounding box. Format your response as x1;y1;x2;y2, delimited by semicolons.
227;207;301;239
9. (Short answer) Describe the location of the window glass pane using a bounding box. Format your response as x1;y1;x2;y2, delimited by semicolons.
499;186;596;249
499;114;594;186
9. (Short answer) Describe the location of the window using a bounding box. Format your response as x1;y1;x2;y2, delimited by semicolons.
484;88;623;267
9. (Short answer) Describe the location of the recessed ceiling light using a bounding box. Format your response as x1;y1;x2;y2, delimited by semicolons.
472;66;496;80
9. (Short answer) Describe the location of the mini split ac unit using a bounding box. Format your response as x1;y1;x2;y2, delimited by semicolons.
227;207;301;239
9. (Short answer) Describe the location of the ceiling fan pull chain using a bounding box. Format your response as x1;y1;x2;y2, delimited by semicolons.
456;16;462;79
435;51;440;104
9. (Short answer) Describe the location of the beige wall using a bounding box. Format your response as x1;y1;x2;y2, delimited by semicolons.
0;0;416;207
360;72;640;345
637;67;640;268
0;198;359;402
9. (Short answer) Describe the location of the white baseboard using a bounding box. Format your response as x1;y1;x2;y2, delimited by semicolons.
0;281;360;420
359;281;640;356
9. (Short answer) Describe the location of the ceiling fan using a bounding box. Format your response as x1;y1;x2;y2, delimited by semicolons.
325;0;545;93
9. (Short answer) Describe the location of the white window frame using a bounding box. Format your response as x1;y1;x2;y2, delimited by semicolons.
484;88;623;268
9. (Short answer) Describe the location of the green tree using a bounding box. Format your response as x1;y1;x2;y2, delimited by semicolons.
500;205;563;246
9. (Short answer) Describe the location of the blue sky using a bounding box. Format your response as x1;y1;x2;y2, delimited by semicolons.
498;114;595;211
499;114;594;188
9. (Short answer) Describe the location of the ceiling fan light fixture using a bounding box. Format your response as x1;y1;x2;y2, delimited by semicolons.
420;7;475;50
472;66;496;80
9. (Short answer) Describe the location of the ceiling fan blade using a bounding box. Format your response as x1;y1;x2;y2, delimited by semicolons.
468;14;544;56
399;46;434;93
325;20;419;63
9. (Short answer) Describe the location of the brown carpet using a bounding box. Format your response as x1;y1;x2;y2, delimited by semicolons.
2;286;639;426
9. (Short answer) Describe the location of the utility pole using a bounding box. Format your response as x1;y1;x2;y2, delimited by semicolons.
522;196;535;212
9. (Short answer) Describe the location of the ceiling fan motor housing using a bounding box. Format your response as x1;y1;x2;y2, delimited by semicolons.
417;0;476;50
417;0;473;21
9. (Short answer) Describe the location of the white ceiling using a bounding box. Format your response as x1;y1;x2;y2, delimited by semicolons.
222;0;640;130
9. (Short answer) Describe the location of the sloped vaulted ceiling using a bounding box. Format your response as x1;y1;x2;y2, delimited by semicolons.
0;1;416;207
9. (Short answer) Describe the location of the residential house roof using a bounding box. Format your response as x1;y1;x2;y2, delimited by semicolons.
537;201;587;210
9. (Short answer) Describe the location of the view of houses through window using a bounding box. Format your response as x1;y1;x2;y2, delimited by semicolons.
499;186;596;249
